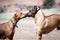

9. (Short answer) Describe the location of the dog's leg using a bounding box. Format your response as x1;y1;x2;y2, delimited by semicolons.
9;30;15;40
36;27;42;40
36;20;46;40
36;25;43;40
6;30;15;40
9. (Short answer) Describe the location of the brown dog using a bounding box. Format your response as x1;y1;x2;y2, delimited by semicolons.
26;9;60;40
0;12;26;40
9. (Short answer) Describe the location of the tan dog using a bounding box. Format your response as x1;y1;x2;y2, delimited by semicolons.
26;9;60;40
35;10;60;40
0;12;26;40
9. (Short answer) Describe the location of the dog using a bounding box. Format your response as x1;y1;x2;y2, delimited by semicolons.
0;12;26;40
26;9;60;40
35;10;60;40
25;6;40;17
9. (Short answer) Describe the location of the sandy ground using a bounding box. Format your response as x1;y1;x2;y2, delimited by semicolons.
13;18;60;40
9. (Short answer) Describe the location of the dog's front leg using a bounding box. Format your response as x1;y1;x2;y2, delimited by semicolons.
37;29;42;40
9;30;15;40
36;26;42;40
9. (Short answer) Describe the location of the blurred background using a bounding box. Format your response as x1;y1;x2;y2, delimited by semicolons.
0;0;60;40
0;0;60;22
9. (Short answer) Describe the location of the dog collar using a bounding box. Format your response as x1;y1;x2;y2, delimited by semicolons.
10;20;18;28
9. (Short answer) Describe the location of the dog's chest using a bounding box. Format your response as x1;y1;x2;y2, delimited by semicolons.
0;22;13;36
36;16;44;26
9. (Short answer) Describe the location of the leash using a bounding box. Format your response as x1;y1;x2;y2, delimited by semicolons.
10;20;18;28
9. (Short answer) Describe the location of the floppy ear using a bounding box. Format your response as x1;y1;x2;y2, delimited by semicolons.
15;13;17;17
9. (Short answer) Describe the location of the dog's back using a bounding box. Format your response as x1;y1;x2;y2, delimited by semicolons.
42;14;60;34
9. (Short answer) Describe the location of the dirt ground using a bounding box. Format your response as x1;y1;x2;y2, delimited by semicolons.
13;19;60;40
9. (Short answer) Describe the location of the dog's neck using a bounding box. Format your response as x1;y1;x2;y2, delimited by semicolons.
12;15;20;23
33;10;45;18
10;16;20;28
37;10;45;17
10;19;18;28
11;17;17;24
32;13;37;18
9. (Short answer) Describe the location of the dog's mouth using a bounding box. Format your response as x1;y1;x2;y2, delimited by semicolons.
24;13;32;17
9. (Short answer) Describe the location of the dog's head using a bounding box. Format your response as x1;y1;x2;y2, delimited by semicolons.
25;6;40;17
14;12;26;20
24;9;36;18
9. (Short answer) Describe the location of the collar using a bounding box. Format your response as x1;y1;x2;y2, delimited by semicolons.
10;20;18;28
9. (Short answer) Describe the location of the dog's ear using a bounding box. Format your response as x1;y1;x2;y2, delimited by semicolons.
15;13;17;17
